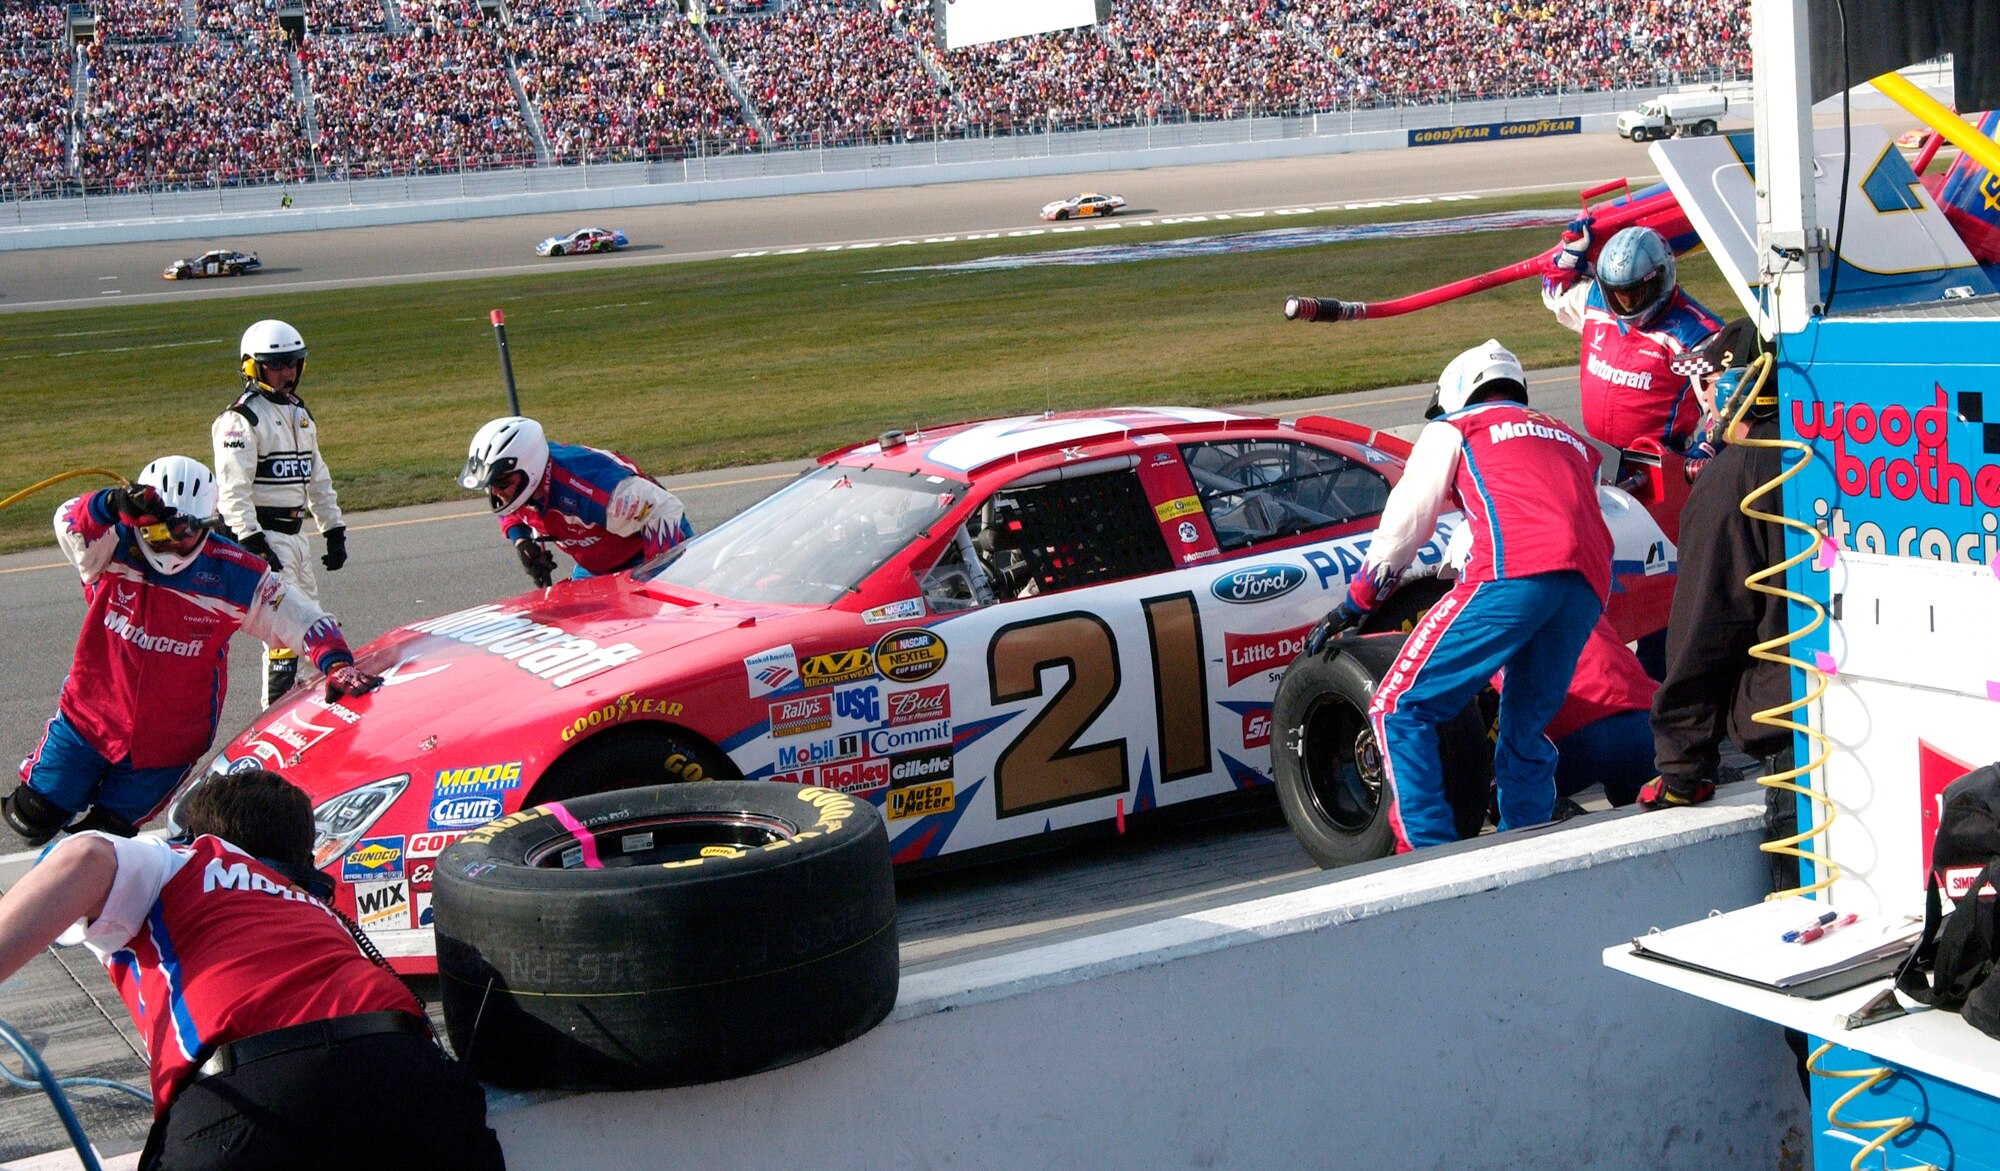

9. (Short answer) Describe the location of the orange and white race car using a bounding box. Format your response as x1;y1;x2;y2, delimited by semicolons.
1040;193;1125;221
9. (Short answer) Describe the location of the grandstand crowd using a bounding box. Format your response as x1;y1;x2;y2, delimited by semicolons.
1;0;1750;198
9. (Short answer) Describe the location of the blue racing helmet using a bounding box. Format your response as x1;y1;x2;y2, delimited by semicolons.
1596;226;1676;325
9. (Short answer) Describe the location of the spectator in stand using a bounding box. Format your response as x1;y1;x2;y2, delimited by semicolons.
97;0;186;42
711;0;955;147
0;41;75;196
896;2;1152;133
1106;0;1349;120
515;16;752;162
76;37;308;192
311;25;534;178
1;4;67;42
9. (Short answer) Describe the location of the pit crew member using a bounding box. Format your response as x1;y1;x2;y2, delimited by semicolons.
459;415;692;586
0;769;504;1170
3;458;378;847
1542;223;1722;452
212;319;349;707
1306;340;1612;849
1642;319;1791;809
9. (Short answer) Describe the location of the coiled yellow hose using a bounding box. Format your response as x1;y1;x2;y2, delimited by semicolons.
0;469;127;512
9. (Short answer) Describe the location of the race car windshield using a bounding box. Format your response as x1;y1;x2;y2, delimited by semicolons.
638;465;962;604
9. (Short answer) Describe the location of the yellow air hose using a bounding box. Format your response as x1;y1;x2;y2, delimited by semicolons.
0;469;127;513
1727;352;1931;1169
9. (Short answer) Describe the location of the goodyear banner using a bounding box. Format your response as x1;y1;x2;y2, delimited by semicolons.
1407;117;1580;148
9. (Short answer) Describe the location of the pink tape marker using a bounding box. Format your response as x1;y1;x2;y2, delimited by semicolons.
1813;651;1838;678
1115;798;1126;835
1813;537;1838;571
543;802;604;869
1991;560;2000;583
1987;681;2000;703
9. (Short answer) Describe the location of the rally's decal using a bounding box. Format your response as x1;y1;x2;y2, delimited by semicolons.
770;694;833;737
403;604;642;688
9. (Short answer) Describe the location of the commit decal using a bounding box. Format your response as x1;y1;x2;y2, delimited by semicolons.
403;604;643;687
1408;117;1581;148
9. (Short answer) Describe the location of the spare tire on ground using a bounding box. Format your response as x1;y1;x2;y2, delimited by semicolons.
1271;633;1493;868
434;780;898;1090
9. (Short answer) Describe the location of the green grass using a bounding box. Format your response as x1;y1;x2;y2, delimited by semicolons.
0;192;1738;553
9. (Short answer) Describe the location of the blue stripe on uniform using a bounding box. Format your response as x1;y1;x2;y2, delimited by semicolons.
1457;440;1504;579
145;905;203;1061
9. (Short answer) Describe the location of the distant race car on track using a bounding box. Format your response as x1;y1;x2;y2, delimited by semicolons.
1040;193;1125;221
192;406;1677;968
162;248;260;280
535;227;629;257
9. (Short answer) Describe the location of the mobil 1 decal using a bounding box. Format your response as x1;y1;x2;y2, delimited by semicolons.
983;592;1211;819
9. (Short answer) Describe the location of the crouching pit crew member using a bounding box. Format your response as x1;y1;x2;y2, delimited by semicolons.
1641;318;1792;810
213;319;350;708
1305;340;1613;849
0;769;505;1170
3;458;379;847
459;415;692;587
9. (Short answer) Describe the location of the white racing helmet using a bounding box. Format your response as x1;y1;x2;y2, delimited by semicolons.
461;416;549;516
241;319;308;394
1427;339;1528;419
133;455;218;575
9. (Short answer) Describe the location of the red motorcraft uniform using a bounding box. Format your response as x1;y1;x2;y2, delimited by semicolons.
1350;403;1613;848
56;832;504;1169
499;442;691;576
18;492;352;823
1542;270;1721;451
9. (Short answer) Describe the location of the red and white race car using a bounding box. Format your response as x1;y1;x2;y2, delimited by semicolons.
196;407;1678;967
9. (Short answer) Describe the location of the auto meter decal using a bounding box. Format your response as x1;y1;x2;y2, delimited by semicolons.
1210;564;1306;604
1223;623;1313;686
342;836;404;883
861;597;927;625
888;781;954;819
744;644;802;698
801;647;875;689
769;694;833;737
403;604;642;688
873;628;945;682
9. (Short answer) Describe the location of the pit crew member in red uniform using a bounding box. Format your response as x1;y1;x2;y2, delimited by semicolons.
1543;224;1722;452
1307;340;1613;849
3;458;378;847
212;319;350;707
459;415;692;586
0;769;504;1170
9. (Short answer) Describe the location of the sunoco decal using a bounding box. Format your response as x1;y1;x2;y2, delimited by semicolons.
874;628;945;682
1210;564;1306;604
403;604;643;688
342;836;404;883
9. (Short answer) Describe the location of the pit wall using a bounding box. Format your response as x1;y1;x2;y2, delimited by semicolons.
492;792;1806;1170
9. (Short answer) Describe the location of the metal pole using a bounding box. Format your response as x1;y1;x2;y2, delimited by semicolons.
490;310;520;415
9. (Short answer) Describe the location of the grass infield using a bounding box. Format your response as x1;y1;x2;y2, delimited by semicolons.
0;191;1736;553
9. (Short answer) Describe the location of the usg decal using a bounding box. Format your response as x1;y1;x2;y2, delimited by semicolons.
835;683;882;724
744;644;802;698
1211;564;1306;604
874;628;946;682
403;604;644;688
429;793;505;830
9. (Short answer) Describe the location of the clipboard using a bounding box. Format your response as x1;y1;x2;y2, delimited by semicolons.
1629;898;1923;1000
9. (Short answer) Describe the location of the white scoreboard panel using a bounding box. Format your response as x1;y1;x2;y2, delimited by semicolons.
934;0;1104;50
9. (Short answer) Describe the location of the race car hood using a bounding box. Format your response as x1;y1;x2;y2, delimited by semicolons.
213;572;820;803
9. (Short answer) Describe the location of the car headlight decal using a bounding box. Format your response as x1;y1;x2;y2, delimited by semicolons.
311;775;411;872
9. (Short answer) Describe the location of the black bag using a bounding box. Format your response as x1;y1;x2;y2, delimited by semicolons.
1895;764;2000;1039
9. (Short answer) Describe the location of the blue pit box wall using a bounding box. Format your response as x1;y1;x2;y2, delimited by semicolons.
1778;310;2000;1167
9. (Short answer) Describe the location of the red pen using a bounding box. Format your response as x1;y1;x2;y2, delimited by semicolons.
1794;913;1858;944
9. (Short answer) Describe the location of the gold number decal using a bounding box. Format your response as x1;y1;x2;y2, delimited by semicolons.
988;614;1126;818
1143;592;1210;781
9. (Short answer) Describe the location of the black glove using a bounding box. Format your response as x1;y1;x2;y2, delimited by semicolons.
321;526;347;572
323;657;382;702
1302;600;1366;657
515;537;557;588
106;485;168;529
240;531;283;573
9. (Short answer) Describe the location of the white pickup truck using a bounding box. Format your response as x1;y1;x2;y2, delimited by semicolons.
1616;92;1730;142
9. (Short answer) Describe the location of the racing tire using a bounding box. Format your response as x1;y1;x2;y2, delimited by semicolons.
1055;209;1070;221
530;726;741;806
548;244;563;256
1272;635;1492;869
435;780;899;1090
1355;576;1450;636
1693;120;1717;136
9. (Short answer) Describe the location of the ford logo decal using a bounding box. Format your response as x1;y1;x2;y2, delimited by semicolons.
1210;564;1306;604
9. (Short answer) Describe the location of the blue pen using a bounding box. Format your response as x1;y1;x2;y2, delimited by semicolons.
1781;910;1839;943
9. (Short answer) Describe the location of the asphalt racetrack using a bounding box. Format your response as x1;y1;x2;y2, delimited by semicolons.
1;127;1710;311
